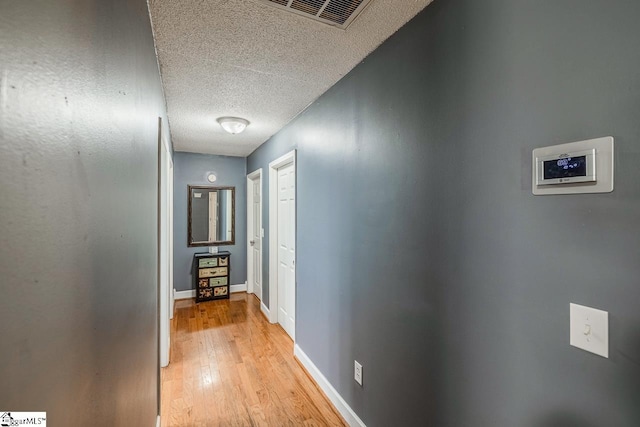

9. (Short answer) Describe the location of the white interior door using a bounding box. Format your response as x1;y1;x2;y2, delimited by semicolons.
251;176;262;299
277;163;295;339
226;191;233;237
208;191;218;242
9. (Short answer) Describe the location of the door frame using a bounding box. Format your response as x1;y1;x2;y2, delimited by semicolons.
268;150;296;330
168;157;174;321
159;126;173;369
247;168;263;298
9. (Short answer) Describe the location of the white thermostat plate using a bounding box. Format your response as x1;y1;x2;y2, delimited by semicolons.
532;137;614;195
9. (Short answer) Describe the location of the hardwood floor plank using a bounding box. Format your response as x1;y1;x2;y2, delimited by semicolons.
162;294;346;426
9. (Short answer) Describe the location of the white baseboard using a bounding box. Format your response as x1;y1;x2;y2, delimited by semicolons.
174;283;247;300
260;301;271;320
156;415;160;427
230;281;247;293
174;289;195;300
170;289;175;320
293;344;366;427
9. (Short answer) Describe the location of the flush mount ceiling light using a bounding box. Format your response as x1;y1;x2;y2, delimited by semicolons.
217;117;250;135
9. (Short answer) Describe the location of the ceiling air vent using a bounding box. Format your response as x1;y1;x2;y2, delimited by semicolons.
260;0;373;29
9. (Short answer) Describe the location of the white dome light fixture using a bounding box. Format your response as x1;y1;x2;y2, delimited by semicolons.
217;117;250;135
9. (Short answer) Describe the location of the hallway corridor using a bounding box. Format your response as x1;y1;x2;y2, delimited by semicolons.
161;294;346;426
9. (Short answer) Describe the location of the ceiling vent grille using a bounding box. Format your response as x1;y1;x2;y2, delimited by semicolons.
260;0;373;29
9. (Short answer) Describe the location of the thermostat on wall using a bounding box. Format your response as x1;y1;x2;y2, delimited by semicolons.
532;137;614;195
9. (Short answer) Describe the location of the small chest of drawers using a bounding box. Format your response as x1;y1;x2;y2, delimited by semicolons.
194;252;231;302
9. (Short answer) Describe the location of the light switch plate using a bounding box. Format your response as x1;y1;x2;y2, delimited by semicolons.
570;303;609;358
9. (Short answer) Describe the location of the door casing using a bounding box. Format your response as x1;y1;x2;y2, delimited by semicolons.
268;150;296;339
247;168;263;299
159;132;173;368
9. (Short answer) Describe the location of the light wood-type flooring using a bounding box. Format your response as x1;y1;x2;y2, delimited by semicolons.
161;293;347;426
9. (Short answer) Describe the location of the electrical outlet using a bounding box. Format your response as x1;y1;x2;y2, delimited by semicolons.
354;360;363;386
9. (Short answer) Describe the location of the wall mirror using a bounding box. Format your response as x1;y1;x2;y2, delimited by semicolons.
188;185;235;246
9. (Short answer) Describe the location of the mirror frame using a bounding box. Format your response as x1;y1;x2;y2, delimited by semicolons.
187;185;235;247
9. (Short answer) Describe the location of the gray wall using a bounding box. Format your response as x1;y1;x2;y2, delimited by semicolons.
0;0;169;425
173;152;247;291
247;0;640;425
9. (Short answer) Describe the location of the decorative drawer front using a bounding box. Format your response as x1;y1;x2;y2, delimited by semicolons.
209;277;228;286
199;258;218;268
218;256;228;266
199;288;213;299
213;286;228;296
199;268;214;278
198;267;228;278
198;278;227;288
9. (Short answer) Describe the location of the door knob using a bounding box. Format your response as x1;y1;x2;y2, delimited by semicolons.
249;240;255;246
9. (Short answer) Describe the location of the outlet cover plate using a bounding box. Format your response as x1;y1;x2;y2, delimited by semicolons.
570;303;609;358
354;360;363;386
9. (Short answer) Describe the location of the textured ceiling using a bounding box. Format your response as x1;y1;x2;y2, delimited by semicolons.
150;0;433;157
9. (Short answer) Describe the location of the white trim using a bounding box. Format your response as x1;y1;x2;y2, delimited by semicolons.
230;282;247;293
174;283;247;300
268;149;296;325
168;157;174;321
260;301;271;320
247;174;253;295
268;150;296;170
294;344;366;427
174;289;195;300
159;131;171;368
156;415;161;427
247;168;263;298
